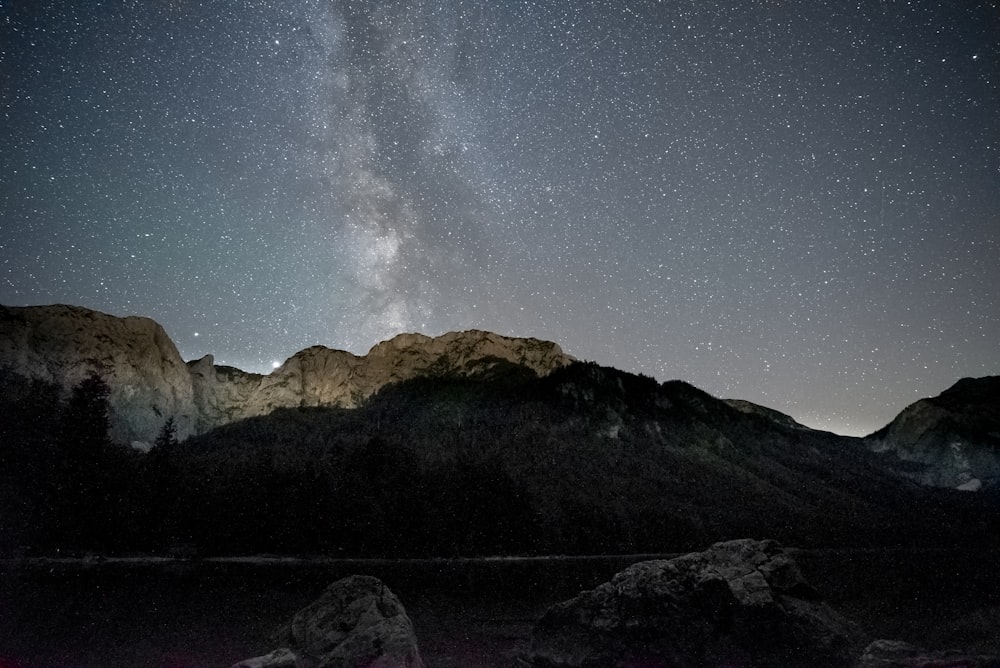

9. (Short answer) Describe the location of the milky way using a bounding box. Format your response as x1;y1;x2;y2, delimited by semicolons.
2;1;998;435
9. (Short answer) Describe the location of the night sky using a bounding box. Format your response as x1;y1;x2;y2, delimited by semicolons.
2;1;998;436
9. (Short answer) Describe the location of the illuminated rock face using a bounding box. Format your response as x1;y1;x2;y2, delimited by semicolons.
0;304;573;445
0;304;197;445
865;376;1000;491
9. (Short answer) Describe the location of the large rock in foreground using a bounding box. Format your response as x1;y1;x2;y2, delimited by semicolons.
520;539;856;668
232;575;424;668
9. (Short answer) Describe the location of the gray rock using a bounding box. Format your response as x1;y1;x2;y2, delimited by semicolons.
858;638;1000;667
521;538;856;668
231;647;297;668
232;575;424;668
0;303;198;444
864;376;1000;491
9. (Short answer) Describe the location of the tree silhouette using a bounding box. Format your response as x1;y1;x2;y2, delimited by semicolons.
60;370;111;452
154;416;179;450
56;371;115;550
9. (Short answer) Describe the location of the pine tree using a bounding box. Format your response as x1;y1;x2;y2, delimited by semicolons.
61;370;111;452
57;371;112;550
154;417;178;450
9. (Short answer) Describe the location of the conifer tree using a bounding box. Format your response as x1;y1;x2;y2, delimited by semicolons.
154;416;178;450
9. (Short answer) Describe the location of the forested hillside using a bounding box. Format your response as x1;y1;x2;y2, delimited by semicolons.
2;362;997;557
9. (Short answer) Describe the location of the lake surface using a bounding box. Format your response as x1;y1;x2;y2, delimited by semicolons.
2;550;998;667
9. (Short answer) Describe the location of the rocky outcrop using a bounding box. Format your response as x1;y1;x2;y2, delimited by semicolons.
0;304;573;445
865;377;1000;491
520;539;856;668
0;304;197;445
724;398;816;431
232;575;424;668
858;639;1000;667
192;329;572;429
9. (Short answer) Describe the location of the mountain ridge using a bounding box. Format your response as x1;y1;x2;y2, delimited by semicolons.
2;303;997;493
0;304;573;444
158;360;998;555
3;303;999;557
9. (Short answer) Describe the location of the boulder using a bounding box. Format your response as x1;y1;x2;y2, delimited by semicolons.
232;648;297;668
232;575;424;668
858;639;1000;667
520;538;856;668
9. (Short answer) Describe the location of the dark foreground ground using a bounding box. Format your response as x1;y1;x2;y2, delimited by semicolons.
1;550;998;668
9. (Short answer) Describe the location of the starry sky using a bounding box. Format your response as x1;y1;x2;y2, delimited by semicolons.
2;1;998;436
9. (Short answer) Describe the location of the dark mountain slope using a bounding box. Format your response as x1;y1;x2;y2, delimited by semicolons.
164;362;998;556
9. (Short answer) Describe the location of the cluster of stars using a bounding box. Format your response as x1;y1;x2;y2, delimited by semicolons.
1;0;998;436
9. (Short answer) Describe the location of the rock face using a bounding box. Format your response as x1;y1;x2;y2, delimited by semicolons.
858;639;1000;667
723;398;816;431
0;304;573;444
232;575;424;668
520;539;856;668
865;377;1000;491
0;303;197;445
190;329;573;432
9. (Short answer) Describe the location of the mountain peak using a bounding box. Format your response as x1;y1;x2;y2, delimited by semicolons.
367;329;572;375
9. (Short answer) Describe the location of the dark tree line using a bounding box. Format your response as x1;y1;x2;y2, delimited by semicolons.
0;368;547;556
2;363;998;558
1;370;144;554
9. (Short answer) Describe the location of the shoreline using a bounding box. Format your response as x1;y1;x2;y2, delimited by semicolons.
3;545;992;572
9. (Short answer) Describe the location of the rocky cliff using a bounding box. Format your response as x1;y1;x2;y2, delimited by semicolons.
0;304;197;446
865;377;1000;491
0;304;573;445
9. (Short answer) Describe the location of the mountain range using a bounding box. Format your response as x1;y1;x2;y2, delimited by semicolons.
2;302;999;558
2;303;996;493
0;304;571;444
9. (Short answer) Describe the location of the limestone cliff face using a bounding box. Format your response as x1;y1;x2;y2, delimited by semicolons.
865;377;1000;491
189;330;573;431
0;304;574;445
0;304;197;445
